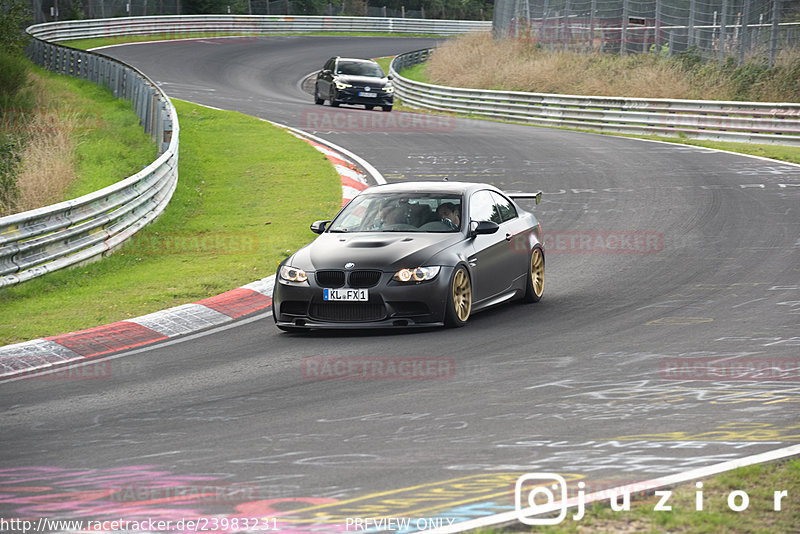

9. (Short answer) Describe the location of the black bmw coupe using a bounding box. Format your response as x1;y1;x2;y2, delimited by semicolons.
273;181;544;330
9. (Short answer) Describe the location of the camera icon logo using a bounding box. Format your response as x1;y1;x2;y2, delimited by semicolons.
514;473;568;526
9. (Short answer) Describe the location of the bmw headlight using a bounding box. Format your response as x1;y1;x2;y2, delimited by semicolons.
280;265;308;283
335;80;353;89
392;266;440;283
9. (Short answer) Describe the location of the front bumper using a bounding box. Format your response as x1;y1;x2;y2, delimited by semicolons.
273;267;453;330
334;88;394;107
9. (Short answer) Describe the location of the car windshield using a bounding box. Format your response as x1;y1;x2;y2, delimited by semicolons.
336;60;385;78
328;193;463;233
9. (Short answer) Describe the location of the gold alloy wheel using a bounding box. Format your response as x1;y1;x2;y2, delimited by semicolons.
452;268;472;322
531;248;545;297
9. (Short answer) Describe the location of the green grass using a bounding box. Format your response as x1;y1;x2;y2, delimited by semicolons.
473;459;800;533
42;67;160;198
0;100;341;345
65;32;446;51
1;63;156;214
396;62;429;82
375;56;394;74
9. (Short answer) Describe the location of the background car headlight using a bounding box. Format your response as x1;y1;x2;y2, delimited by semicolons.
392;266;440;283
280;265;308;283
335;81;352;89
383;84;394;93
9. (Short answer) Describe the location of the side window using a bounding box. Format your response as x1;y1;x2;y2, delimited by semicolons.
491;192;518;222
470;190;502;224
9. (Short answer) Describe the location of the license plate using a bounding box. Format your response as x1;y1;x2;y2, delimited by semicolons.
359;92;377;98
323;288;368;301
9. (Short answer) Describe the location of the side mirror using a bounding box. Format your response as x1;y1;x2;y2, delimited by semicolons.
469;220;500;237
387;74;393;80
310;220;330;234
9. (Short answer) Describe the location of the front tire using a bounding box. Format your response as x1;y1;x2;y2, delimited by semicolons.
314;84;324;105
523;247;545;303
329;88;340;107
382;105;393;112
445;266;472;327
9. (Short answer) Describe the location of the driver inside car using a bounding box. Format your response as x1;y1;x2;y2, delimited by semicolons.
437;202;461;230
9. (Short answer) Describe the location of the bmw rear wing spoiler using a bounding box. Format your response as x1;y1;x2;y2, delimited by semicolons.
506;190;543;205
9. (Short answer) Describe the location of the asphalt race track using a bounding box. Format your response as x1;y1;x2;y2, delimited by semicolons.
1;36;799;532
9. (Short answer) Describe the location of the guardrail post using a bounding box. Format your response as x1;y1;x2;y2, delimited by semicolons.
161;113;173;155
621;0;628;55
769;0;781;67
157;100;166;150
718;0;728;65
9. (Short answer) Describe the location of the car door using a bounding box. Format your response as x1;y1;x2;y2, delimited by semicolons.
317;58;334;97
467;190;518;303
490;191;531;287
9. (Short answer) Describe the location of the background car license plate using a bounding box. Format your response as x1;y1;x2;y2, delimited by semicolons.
359;91;377;98
324;288;368;301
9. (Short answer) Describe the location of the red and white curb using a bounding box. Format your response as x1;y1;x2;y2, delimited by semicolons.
0;278;275;379
0;133;377;379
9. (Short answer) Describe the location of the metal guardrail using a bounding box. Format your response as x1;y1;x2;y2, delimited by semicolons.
390;49;800;146
0;31;179;288
28;15;491;41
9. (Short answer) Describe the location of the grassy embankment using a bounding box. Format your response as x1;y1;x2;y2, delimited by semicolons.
385;32;800;164
0;64;340;345
1;66;157;215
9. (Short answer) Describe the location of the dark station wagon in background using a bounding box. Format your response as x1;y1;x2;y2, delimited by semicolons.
273;181;545;331
314;57;394;112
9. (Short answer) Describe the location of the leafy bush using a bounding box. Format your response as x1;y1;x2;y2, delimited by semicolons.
675;46;703;71
0;50;31;108
763;56;800;102
730;61;770;100
0;0;32;55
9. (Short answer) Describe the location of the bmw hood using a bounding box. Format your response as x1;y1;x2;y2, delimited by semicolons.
292;233;462;271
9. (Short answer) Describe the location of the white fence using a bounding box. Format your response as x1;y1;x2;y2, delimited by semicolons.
28;15;491;41
390;48;800;146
